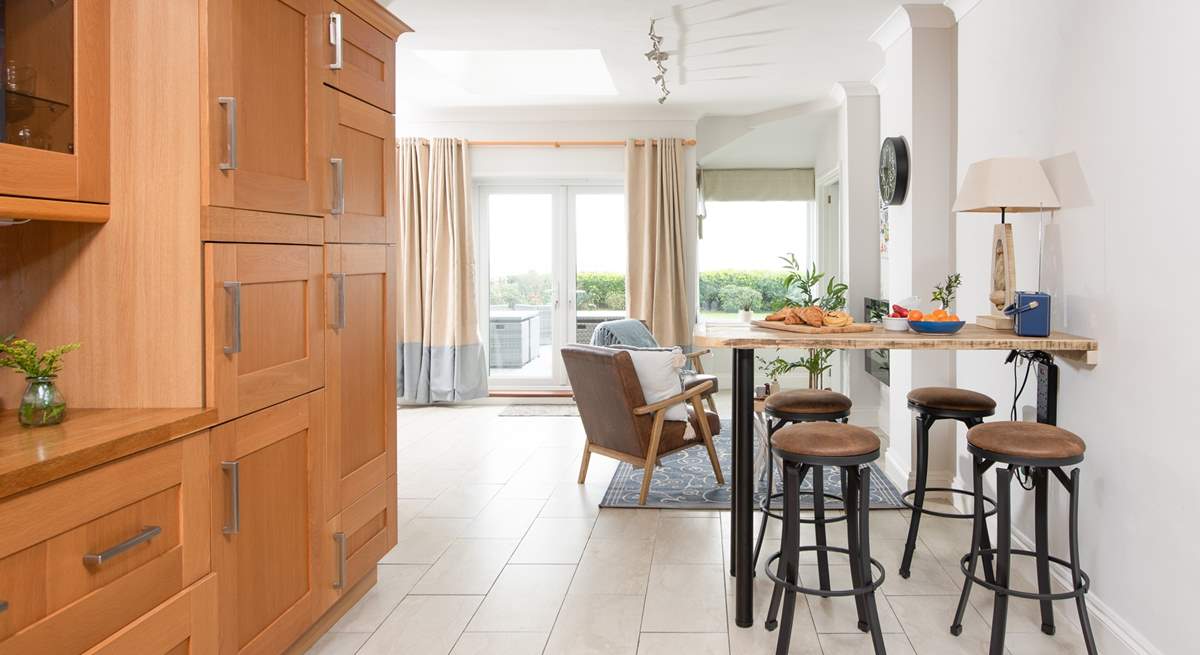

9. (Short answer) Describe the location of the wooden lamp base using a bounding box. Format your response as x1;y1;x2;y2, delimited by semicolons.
977;222;1016;330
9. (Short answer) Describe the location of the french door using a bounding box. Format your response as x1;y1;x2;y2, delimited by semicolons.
477;183;625;389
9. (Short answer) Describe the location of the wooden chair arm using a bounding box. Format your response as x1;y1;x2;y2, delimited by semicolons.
632;380;715;416
683;349;712;375
683;349;712;361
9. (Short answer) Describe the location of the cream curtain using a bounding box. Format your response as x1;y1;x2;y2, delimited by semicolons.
626;138;691;348
397;138;487;403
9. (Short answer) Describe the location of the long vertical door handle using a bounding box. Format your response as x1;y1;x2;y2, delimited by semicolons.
217;96;237;170
329;12;344;70
333;531;347;589
331;273;347;329
223;281;242;355
330;158;345;215
221;461;240;535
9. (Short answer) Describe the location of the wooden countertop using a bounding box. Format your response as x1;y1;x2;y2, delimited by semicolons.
0;407;217;500
694;323;1099;364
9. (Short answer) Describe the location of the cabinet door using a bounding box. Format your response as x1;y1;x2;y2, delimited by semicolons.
319;476;397;612
323;89;396;243
206;0;323;216
81;575;218;655
0;0;109;205
205;243;325;423
325;244;395;517
321;1;396;112
212;393;325;655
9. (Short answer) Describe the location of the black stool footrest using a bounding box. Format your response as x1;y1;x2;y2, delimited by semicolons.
958;549;1091;600
759;490;849;525
764;546;886;598
899;487;998;519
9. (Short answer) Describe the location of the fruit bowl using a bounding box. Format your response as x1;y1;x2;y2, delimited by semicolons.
908;320;966;334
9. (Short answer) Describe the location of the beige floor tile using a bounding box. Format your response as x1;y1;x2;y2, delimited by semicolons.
802;565;903;634
722;546;820;655
330;564;428;632
871;539;961;596
538;482;609;518
382;517;472;564
591;508;661;540
653;517;724;564
305;631;370;655
421;484;505;518
461;498;546;539
467;564;575;633
411;539;519;595
395;499;433;531
395;467;458;499
544;594;645;655
637;632;729;655
1003;630;1090;654
464;448;537;485
886;595;992;655
359;595;483;655
818;633;916;654
449;632;549;655
570;538;654;595
494;480;561;500
642;563;728;633
510;517;595;564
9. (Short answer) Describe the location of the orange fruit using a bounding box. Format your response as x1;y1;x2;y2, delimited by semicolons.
907;310;924;321
949;314;960;321
931;309;948;319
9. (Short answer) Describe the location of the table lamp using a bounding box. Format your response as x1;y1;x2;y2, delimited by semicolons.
953;157;1060;329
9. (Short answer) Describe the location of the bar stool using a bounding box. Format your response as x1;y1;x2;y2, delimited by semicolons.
951;421;1098;655
753;389;852;593
764;421;887;655
900;387;998;579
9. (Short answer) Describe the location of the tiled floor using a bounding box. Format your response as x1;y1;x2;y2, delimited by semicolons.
307;399;1091;655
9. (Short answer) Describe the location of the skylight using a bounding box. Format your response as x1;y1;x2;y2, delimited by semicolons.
411;49;617;97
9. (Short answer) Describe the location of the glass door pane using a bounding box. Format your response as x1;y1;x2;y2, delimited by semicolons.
570;189;626;346
1;0;75;153
484;191;558;385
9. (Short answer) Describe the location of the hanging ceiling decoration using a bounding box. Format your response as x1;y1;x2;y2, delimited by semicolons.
645;19;670;104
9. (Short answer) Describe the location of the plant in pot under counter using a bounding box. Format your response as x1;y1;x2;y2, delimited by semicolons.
0;336;80;427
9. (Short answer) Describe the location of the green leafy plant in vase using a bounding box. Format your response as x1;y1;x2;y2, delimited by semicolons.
0;337;80;427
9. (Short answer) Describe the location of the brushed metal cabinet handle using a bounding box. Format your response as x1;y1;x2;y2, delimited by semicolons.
329;12;344;70
330;157;345;215
217;96;237;170
333;531;347;589
0;600;8;613
222;461;240;535
83;525;162;567
223;281;242;355
331;273;347;329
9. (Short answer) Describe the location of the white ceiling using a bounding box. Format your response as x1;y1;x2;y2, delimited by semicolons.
387;0;903;120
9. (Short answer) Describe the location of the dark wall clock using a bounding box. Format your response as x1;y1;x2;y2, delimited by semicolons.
878;136;909;206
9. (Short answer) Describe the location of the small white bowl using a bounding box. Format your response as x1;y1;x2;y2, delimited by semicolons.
882;316;910;332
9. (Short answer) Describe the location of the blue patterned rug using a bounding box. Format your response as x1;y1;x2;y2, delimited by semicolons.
600;420;904;510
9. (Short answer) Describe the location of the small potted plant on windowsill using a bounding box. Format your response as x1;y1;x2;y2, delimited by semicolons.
738;303;753;323
0;336;81;427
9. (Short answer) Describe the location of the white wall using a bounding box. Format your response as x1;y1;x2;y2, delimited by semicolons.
955;1;1198;652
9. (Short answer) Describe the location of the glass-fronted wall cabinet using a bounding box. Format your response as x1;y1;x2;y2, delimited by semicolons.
0;0;109;221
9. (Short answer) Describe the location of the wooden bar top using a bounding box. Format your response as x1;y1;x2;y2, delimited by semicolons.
0;407;217;500
694;323;1098;363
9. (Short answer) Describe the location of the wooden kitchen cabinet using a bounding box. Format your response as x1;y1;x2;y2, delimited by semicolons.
0;432;210;655
324;244;396;517
82;575;218;655
0;0;109;221
211;393;325;655
322;88;396;243
320;0;406;113
205;0;323;217
205;243;325;422
319;476;396;613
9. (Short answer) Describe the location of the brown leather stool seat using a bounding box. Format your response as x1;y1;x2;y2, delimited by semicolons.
771;422;880;460
907;387;996;415
967;421;1086;463
766;389;852;417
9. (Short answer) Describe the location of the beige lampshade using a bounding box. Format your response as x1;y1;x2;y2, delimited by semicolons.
953;157;1060;213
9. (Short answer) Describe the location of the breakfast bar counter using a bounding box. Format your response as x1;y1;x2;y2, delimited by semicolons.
696;322;1099;628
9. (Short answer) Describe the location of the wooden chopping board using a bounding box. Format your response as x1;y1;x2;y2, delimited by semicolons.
751;320;875;334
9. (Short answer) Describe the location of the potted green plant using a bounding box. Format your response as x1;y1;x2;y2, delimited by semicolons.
0;337;80;427
757;347;836;391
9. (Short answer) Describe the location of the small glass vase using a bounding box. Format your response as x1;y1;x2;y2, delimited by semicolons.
19;376;67;427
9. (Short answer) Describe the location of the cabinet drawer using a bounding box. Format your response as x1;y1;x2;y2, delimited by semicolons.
205;243;325;422
336;477;396;593
321;88;396;243
0;433;210;654
82;575;217;655
322;1;396;112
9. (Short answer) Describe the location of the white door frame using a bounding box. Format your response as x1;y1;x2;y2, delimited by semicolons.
815;166;848;395
476;180;623;390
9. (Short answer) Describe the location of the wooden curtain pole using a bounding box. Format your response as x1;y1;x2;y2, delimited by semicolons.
465;138;696;147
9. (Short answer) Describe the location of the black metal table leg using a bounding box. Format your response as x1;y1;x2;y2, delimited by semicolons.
733;347;756;628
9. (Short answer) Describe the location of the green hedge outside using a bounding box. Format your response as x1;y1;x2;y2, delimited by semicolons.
699;270;789;312
493;269;790;313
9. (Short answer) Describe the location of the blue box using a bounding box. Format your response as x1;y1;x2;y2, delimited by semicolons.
1005;291;1051;337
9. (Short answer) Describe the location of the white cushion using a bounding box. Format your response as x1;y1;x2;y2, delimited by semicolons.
624;347;687;422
